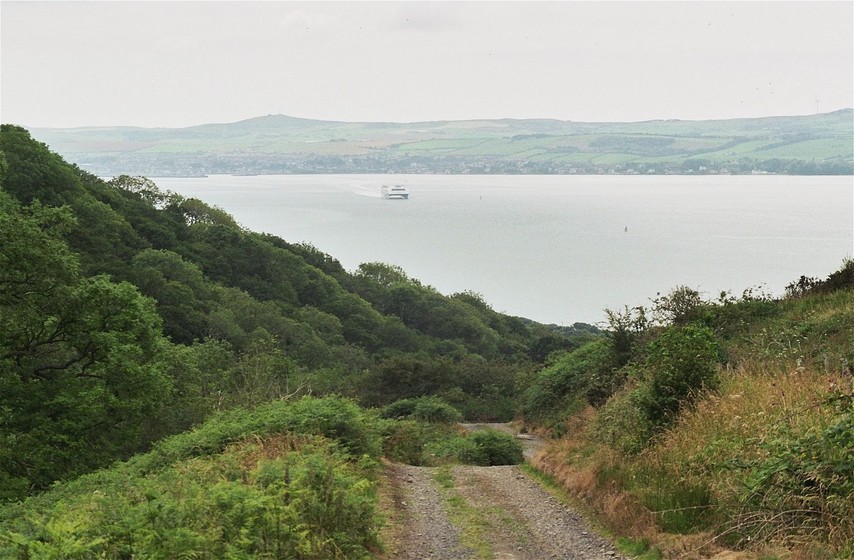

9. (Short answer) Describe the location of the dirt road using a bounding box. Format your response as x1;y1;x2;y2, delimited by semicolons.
379;425;625;560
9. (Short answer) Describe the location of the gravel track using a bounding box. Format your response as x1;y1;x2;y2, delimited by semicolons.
381;462;474;559
451;465;624;560
379;425;626;560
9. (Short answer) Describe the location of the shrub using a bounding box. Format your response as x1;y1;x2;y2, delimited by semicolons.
114;395;382;478
459;429;524;466
650;285;705;326
0;436;380;559
590;383;656;454
379;395;462;423
521;339;616;428
639;324;721;430
382;420;426;464
423;433;477;465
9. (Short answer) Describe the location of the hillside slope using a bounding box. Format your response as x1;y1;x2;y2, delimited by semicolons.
0;124;593;501
523;266;854;559
27;109;853;176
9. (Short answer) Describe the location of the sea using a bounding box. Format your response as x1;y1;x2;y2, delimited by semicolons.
153;174;854;327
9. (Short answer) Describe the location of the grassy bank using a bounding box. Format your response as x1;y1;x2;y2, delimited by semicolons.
0;394;525;558
524;262;854;559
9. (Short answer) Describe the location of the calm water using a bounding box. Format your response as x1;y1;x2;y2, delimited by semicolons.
154;174;853;326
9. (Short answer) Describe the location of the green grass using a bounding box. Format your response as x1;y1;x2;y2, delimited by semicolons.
432;467;493;559
615;537;663;559
750;137;854;160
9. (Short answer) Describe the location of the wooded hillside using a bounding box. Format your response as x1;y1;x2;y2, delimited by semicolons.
0;124;593;501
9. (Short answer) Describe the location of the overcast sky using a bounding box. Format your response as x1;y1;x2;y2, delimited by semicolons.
2;1;852;128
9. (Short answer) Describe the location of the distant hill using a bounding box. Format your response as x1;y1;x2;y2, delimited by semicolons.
27;109;854;176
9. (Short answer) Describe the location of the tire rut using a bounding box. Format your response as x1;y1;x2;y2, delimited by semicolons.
450;465;625;560
381;462;474;559
379;422;626;560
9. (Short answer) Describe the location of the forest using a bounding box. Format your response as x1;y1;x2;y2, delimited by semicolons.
0;124;851;559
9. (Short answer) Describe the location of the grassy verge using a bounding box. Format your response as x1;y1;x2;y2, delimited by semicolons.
432;467;494;559
524;273;854;559
521;463;664;560
532;361;853;559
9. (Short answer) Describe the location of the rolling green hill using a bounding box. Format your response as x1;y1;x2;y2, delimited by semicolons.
28;110;853;176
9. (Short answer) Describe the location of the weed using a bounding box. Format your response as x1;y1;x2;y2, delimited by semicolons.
432;467;493;559
616;536;663;559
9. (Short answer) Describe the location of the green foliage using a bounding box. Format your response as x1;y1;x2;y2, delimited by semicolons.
380;396;463;423
381;420;464;466
0;191;173;497
638;323;722;429
590;324;722;452
589;383;657;454
127;248;213;344
727;394;854;548
0;395;394;558
356;261;412;287
526;323;600;363
521;339;621;429
650;285;704;326
604;305;649;369
134;396;383;473
1;126;146;277
380;422;524;467
615;537;663;560
458;429;524;466
0;125;86;207
1;434;379;559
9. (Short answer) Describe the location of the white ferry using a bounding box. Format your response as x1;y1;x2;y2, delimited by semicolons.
381;184;410;199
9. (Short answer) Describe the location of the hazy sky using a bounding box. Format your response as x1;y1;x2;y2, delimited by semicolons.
2;1;852;128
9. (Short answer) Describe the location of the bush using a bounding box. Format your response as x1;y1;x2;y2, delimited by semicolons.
381;420;462;466
639;324;721;430
423;434;477;465
0;435;380;559
590;383;656;454
118;395;382;477
382;424;523;467
459;429;524;466
521;339;616;427
379;396;462;423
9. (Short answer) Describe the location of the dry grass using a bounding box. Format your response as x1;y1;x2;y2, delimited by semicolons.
227;433;311;470
532;412;659;541
643;361;850;485
531;360;853;559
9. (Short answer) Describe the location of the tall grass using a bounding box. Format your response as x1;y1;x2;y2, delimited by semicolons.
533;363;853;559
531;278;854;559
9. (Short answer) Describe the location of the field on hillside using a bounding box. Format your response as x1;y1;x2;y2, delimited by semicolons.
28;110;853;176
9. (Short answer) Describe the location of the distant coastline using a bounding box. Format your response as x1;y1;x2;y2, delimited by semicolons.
29;109;854;177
